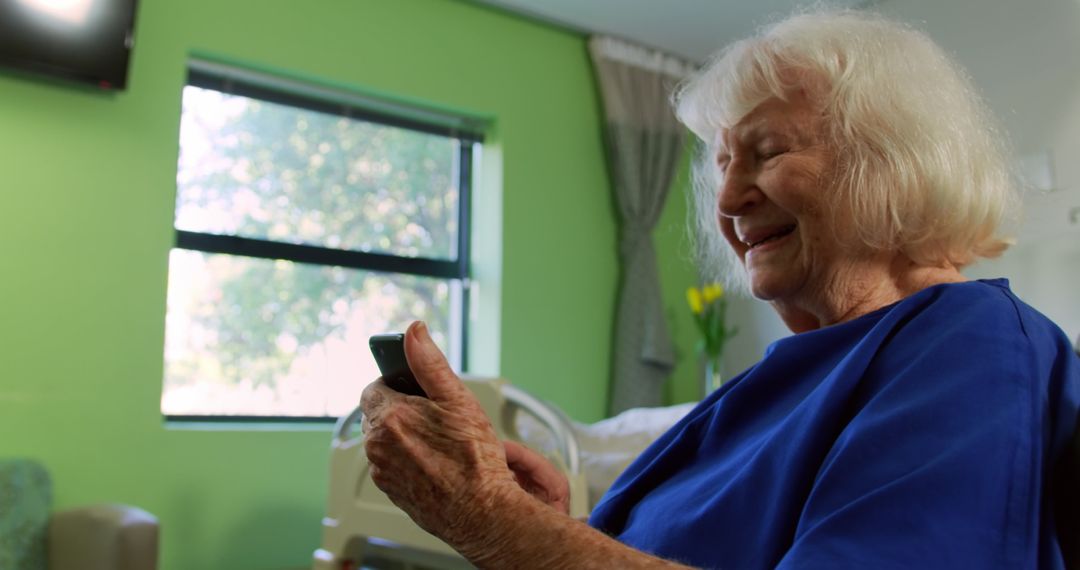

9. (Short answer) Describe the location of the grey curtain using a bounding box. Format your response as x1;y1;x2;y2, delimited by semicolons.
588;36;696;414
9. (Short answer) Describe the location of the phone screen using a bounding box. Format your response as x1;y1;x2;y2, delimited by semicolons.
369;333;428;397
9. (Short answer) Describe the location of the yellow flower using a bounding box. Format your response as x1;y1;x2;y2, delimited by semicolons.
686;287;704;314
702;283;724;303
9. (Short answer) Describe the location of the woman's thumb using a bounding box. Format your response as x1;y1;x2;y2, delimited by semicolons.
403;321;462;401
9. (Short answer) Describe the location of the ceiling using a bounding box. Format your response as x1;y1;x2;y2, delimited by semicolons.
470;0;871;63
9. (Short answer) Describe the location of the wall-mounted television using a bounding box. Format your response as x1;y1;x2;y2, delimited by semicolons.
0;0;139;90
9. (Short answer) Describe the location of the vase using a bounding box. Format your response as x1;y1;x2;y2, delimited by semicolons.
703;357;723;398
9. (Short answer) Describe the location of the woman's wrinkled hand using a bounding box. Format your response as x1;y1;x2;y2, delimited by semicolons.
360;321;523;549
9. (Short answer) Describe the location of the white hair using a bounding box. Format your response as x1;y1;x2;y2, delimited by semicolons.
674;9;1019;291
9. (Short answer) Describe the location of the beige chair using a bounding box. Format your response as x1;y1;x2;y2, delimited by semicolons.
0;459;159;570
312;377;588;570
49;505;159;570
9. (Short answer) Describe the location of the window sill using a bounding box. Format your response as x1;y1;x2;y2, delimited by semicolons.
163;418;338;432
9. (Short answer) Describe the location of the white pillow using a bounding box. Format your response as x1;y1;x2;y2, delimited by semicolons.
516;402;696;510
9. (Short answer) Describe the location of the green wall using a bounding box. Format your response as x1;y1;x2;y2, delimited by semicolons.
0;0;700;568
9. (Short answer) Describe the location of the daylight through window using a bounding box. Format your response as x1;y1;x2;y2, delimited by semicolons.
163;64;480;420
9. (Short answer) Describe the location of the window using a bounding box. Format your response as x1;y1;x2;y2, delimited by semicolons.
163;61;482;421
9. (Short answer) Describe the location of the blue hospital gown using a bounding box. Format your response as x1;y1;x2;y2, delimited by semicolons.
589;279;1080;569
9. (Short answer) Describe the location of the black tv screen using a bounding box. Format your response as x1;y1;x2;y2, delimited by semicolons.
0;0;138;90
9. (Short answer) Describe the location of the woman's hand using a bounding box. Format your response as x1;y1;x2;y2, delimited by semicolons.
503;440;571;515
360;321;524;549
361;323;689;569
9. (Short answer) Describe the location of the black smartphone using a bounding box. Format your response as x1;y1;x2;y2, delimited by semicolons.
369;333;428;398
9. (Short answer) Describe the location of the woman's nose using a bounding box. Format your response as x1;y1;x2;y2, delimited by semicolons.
717;160;763;217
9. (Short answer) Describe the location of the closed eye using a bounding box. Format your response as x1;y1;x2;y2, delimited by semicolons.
759;148;787;161
716;154;731;173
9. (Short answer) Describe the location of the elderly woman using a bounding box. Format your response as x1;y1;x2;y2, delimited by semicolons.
361;10;1080;569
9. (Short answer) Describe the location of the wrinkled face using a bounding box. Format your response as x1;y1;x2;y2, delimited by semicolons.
714;93;852;304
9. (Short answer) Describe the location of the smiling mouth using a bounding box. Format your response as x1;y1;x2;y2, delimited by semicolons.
747;225;797;249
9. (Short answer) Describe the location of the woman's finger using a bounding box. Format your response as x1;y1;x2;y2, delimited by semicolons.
503;440;570;513
504;440;547;471
360;378;407;426
403;321;472;404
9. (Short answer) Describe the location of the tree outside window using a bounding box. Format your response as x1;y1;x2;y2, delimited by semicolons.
163;71;477;420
